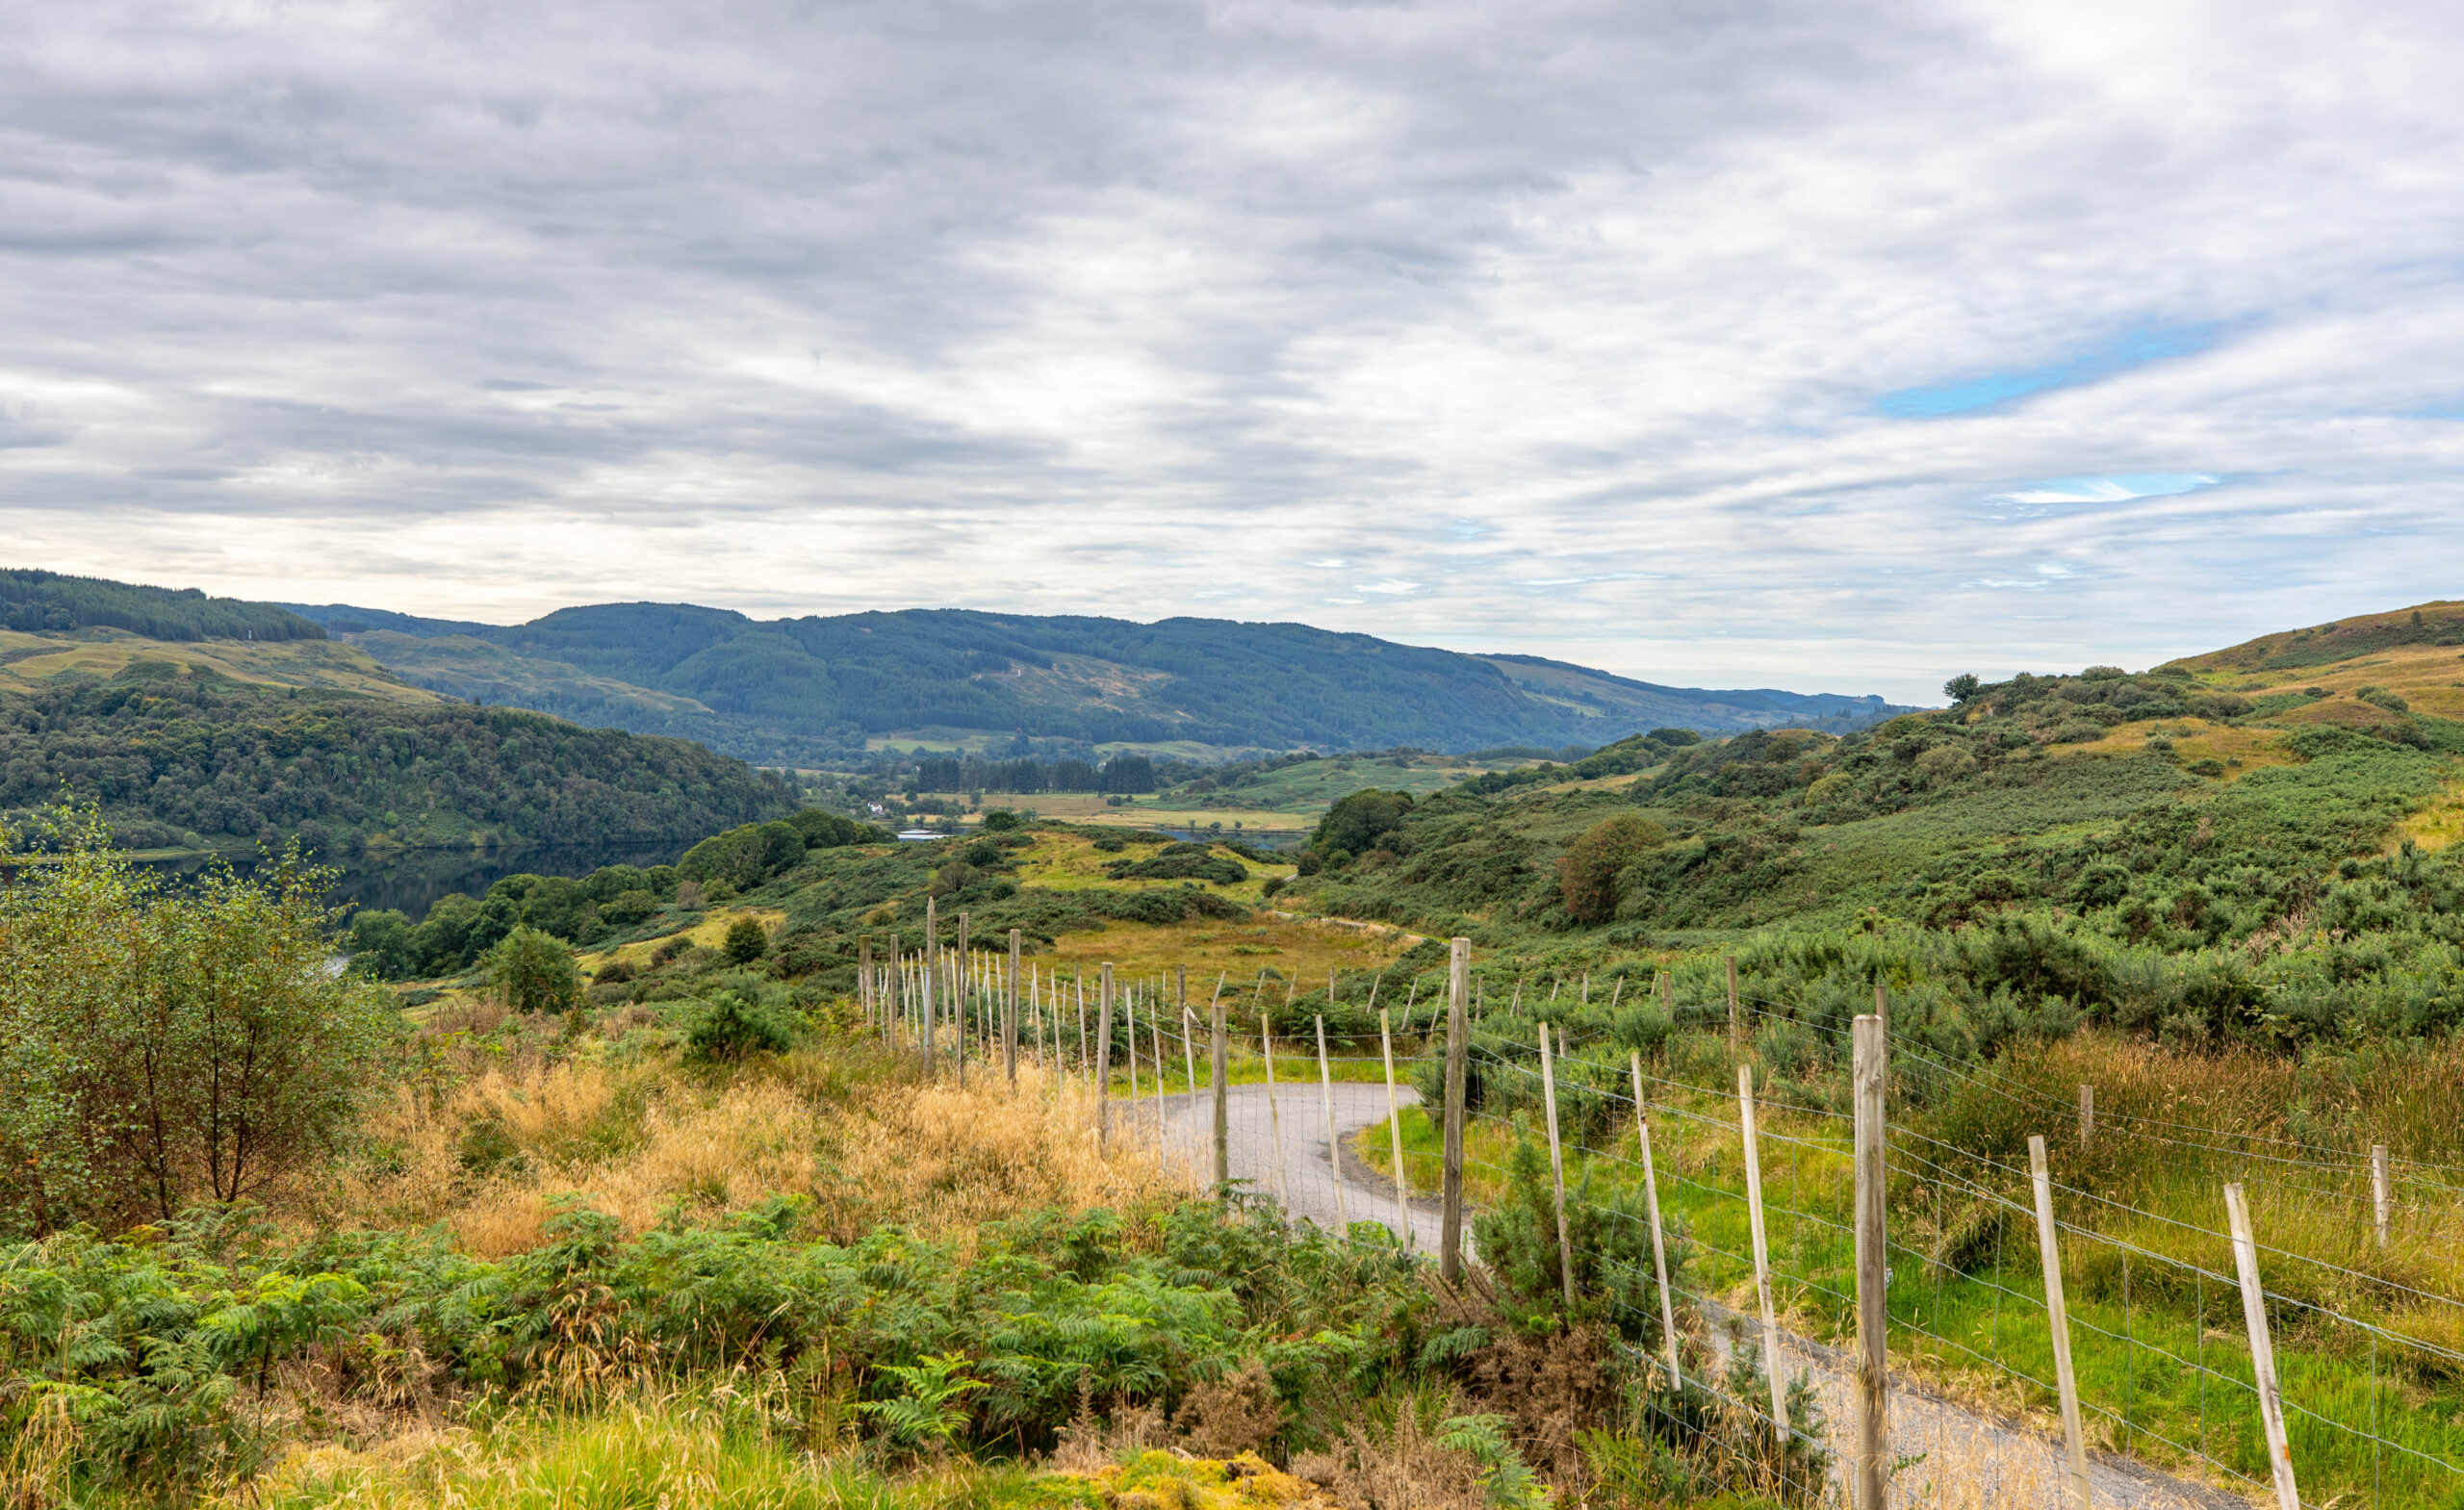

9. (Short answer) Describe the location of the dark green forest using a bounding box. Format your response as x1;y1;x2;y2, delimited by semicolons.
0;663;791;855
0;569;325;641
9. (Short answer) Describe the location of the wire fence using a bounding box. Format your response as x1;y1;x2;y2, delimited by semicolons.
857;937;2464;1510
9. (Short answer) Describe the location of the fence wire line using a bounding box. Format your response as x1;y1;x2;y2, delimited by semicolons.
875;962;2464;1503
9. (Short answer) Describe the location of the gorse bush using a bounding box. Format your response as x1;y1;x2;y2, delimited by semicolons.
0;806;391;1237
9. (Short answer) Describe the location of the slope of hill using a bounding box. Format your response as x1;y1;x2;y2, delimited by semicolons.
282;600;1912;761
1280;604;2464;975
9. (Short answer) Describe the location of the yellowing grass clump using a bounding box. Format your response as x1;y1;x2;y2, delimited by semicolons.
325;1039;1179;1256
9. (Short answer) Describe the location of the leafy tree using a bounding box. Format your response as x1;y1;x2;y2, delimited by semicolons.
0;806;390;1233
723;916;771;964
1313;788;1414;857
486;925;581;1014
980;808;1021;832
1943;673;1982;703
1555;813;1666;924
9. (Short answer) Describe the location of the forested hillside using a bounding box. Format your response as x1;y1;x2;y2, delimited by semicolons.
2;568;325;641
0;661;791;855
284;599;1910;760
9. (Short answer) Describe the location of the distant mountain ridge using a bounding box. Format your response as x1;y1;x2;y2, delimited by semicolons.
281;599;1916;762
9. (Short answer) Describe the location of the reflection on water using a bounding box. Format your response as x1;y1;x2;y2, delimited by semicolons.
137;841;687;920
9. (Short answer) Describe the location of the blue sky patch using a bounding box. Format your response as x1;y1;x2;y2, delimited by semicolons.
1879;324;2219;419
1994;472;2219;504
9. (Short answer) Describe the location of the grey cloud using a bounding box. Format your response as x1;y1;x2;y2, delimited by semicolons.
2;1;2463;699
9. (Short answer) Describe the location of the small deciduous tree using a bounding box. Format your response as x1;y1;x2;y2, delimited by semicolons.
1555;813;1666;925
1943;673;1982;703
486;925;581;1014
0;805;390;1234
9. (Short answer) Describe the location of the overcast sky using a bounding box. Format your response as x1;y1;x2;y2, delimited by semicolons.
5;1;2461;702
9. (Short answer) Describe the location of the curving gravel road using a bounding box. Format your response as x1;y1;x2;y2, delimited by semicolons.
1117;1081;2231;1510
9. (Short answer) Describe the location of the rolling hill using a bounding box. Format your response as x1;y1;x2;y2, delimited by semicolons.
280;600;1914;762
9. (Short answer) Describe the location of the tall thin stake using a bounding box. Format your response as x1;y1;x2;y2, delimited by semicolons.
2226;1182;2301;1510
2372;1143;2391;1249
1441;936;1470;1285
1316;1015;1348;1232
1737;1062;1789;1436
1539;1021;1576;1309
1211;975;1229;1190
1382;1008;1413;1249
1005;929;1021;1085
1852;1014;1888;1510
1261;1000;1289;1205
2080;1083;2094;1150
2029;1135;2092;1510
1630;1050;1679;1388
922;898;937;1076
1095;962;1115;1149
1726;955;1739;1059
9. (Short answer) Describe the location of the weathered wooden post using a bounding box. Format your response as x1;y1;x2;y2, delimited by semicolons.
1726;955;1739;1058
2080;1084;2094;1151
922;898;937;1076
2226;1183;2301;1510
1316;1015;1348;1231
1630;1050;1679;1388
860;936;873;1027
1852;1013;1887;1510
1737;1062;1789;1435
1441;936;1471;1285
1539;1022;1576;1309
1006;929;1021;1085
2029;1135;2092;1510
1096;962;1115;1149
1383;1008;1414;1248
1211;976;1229;1190
1261;1000;1290;1204
955;912;968;1086
2373;1143;2392;1249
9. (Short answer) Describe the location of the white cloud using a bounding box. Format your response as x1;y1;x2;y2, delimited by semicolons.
1;0;2461;702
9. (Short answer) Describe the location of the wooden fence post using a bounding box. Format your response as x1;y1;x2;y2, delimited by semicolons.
1262;1001;1290;1205
860;937;872;1027
1181;1007;1200;1184
1095;962;1114;1149
2226;1182;2302;1510
1726;955;1739;1058
2029;1135;2092;1510
1382;1008;1414;1249
1630;1050;1680;1389
1316;1016;1348;1232
1075;968;1089;1083
2372;1144;2390;1249
2080;1084;2094;1151
1211;978;1229;1190
1442;936;1471;1285
1737;1062;1789;1436
1006;930;1020;1085
1124;985;1141;1102
922;898;937;1076
955;913;968;1086
1539;1022;1576;1309
1852;1014;1887;1510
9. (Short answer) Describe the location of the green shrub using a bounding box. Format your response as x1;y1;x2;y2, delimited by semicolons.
723;916;771;964
488;925;582;1014
685;990;800;1060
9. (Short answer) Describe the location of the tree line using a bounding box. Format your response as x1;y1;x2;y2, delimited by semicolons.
0;666;792;854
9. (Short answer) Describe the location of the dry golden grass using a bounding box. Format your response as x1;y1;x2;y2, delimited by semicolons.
321;1033;1181;1257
